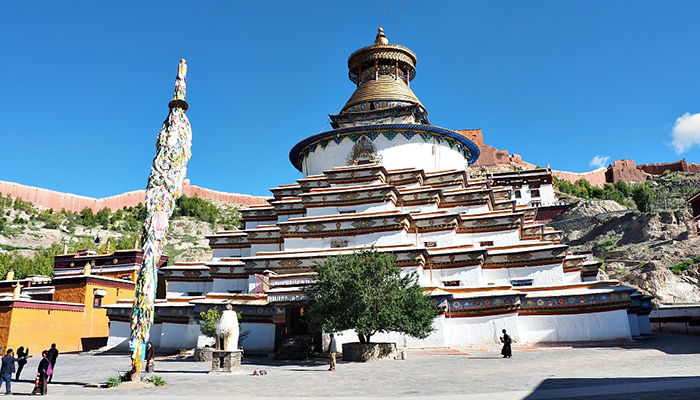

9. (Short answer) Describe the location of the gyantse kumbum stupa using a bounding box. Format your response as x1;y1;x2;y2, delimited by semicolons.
105;28;651;353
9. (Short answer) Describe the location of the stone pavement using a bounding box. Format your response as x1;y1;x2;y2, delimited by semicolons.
7;332;700;399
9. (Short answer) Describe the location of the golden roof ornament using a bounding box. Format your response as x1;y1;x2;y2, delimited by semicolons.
375;27;389;45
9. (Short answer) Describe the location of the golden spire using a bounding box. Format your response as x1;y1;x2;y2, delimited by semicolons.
375;27;389;45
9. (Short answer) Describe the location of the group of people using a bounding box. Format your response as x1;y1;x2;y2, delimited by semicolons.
324;329;513;371
0;343;58;396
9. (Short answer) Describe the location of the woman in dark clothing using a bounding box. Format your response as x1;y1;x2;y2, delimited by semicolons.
31;351;49;395
145;342;155;373
15;347;28;381
500;329;512;358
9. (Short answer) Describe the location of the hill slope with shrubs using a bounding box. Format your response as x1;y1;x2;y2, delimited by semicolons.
0;193;242;279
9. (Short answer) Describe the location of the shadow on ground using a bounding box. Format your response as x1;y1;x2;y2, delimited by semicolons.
621;332;700;355
524;376;700;400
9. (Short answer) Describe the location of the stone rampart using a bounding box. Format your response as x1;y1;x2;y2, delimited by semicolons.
0;180;270;212
638;158;700;175
551;168;607;187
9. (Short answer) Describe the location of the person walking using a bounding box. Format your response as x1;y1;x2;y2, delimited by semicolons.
31;351;50;396
500;329;512;358
145;342;155;373
328;333;338;371
46;344;58;383
15;346;29;382
0;349;20;395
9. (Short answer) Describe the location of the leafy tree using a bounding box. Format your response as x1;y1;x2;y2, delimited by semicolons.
199;308;221;338
632;183;654;212
80;207;97;227
96;207;111;227
305;249;436;344
614;180;631;197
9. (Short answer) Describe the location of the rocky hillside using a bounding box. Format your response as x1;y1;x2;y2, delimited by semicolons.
0;194;243;278
549;178;700;304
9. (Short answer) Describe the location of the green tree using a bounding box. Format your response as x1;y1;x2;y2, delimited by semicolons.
632;183;654;212
199;308;221;338
96;207;111;227
80;207;97;227
305;249;436;344
614;180;631;197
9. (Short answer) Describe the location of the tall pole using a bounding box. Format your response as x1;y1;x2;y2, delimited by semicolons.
128;59;192;381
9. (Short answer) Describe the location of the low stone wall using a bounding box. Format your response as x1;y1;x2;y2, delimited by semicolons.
342;342;397;361
194;347;213;362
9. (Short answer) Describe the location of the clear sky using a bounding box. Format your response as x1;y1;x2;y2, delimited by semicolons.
2;1;699;198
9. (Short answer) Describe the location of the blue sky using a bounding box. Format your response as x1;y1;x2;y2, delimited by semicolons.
2;1;699;198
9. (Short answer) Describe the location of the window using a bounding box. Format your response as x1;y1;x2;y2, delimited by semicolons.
442;280;460;287
531;189;541;198
227;289;242;294
331;239;349;248
479;241;494;247
186;292;203;297
510;279;534;287
514;190;522;199
93;289;106;308
423;241;437;248
339;209;356;214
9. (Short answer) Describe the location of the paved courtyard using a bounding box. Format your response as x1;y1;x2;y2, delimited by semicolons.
7;332;700;399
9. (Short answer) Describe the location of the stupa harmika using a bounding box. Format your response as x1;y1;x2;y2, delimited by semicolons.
105;28;651;353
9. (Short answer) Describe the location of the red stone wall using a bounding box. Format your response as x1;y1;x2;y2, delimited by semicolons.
551;168;608;187
456;129;535;169
605;159;647;183
638;158;700;175
0;179;270;212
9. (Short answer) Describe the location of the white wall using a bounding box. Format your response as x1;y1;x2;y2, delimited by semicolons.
211;278;248;294
160;321;201;350
428;265;481;287
415;230;459;248
240;322;276;354
305;202;396;217
302;135;469;177
212;247;250;260
250;243;282;256
106;320;131;351
326;314;449;349
519;309;632;342
628;313;640;337
166;281;212;298
562;271;583;284
638;314;651;335
445;312;520;346
481;264;564;286
283;229;408;251
458;229;520;248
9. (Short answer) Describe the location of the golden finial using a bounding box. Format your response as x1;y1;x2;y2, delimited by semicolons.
169;58;189;110
375;27;389;45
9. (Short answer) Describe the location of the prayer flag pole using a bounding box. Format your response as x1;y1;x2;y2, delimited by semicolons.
128;59;192;381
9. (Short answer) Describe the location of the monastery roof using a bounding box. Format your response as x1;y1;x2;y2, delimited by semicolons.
519;285;632;298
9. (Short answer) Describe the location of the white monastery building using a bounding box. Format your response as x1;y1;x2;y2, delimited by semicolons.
105;28;652;354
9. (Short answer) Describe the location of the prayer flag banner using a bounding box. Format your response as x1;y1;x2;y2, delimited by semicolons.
129;59;192;375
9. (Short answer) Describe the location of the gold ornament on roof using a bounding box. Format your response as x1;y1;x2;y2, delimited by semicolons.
375;27;389;45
